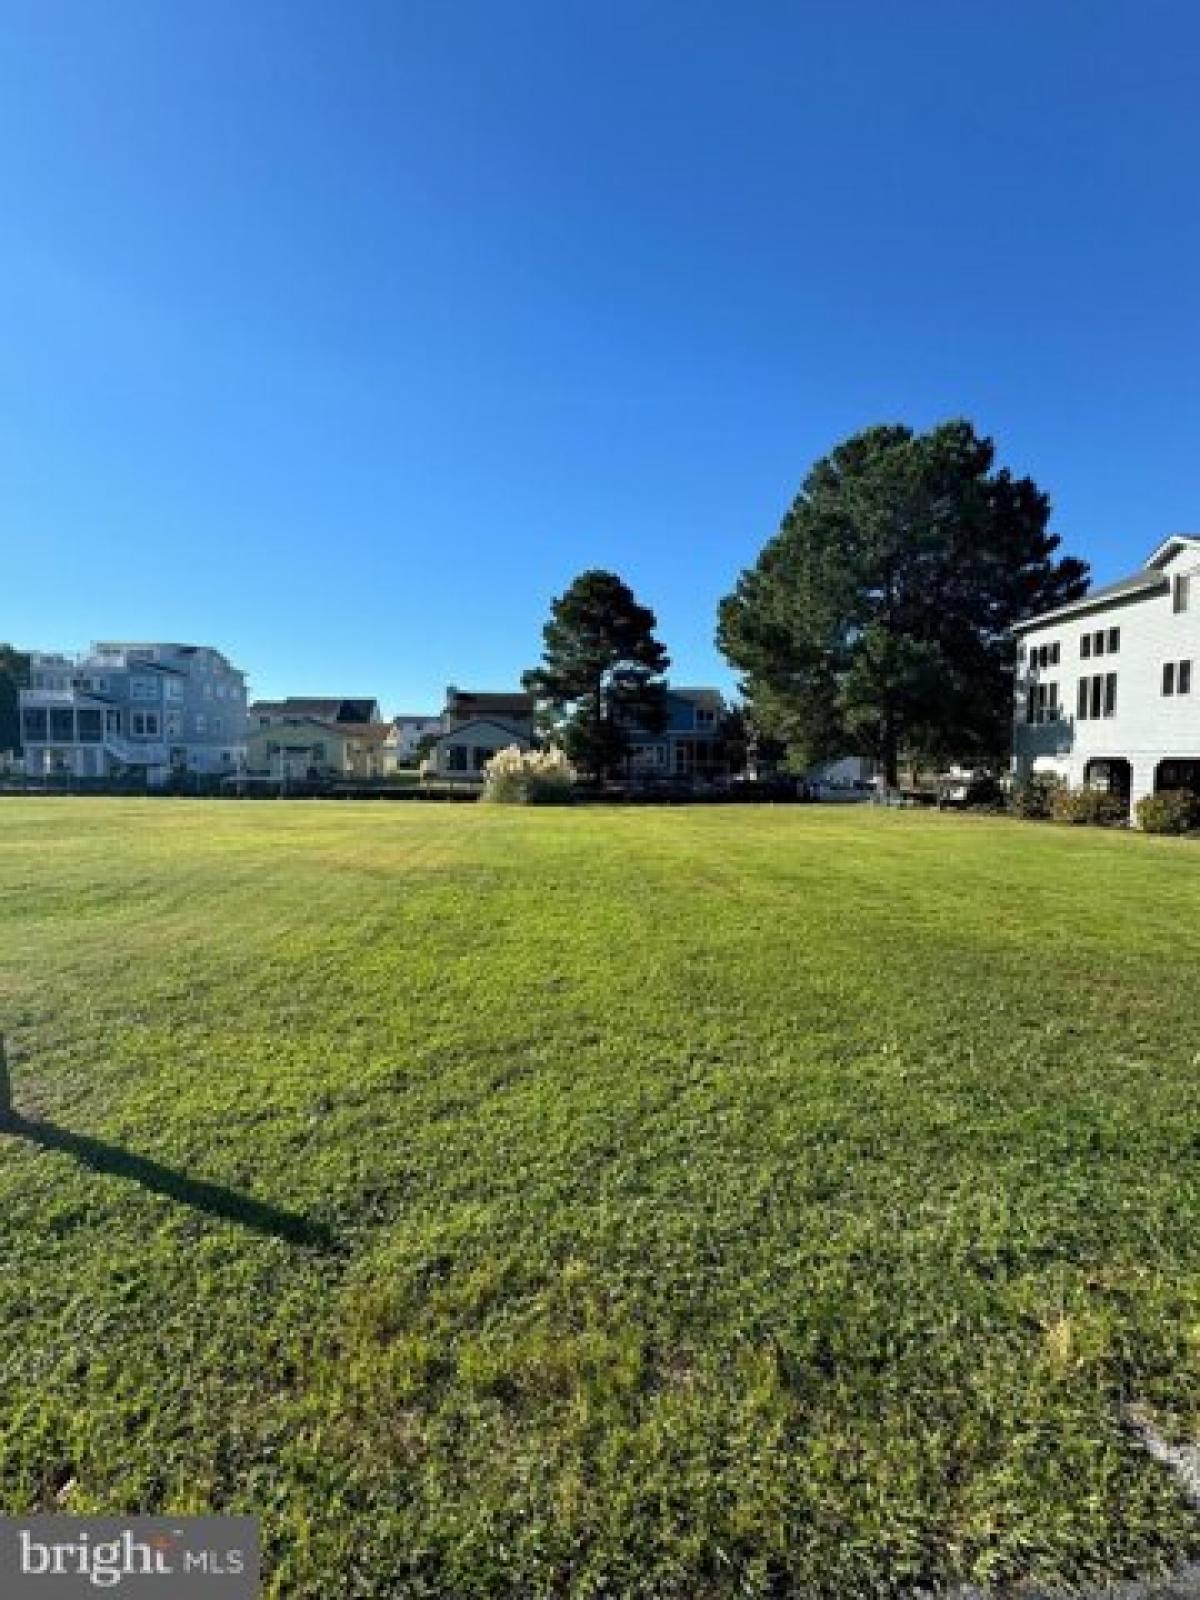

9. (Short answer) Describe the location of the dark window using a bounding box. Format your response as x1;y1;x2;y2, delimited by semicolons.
49;708;74;741
1180;661;1193;695
1093;630;1105;658
447;745;468;772
21;707;47;742
1077;679;1089;720
1081;635;1092;659
1050;642;1060;665
1108;627;1120;653
1103;672;1117;717
77;709;102;743
1026;688;1037;723
1163;662;1176;696
1090;675;1102;719
1174;573;1191;613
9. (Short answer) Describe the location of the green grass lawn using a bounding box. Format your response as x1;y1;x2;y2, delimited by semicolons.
2;799;1200;1597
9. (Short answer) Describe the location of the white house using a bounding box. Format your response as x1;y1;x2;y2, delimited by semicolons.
20;642;249;783
422;688;535;779
1012;534;1200;815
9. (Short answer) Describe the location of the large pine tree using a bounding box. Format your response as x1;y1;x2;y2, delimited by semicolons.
717;421;1089;785
523;570;670;780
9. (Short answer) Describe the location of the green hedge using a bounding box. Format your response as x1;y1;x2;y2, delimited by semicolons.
1136;789;1200;835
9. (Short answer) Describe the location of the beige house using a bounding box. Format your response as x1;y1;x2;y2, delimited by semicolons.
245;718;392;780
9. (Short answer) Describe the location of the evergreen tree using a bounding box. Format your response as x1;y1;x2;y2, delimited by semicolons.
717;422;1089;785
523;570;670;780
0;646;29;755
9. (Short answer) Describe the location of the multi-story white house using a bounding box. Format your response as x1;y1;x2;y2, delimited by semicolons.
1013;534;1200;815
20;642;249;783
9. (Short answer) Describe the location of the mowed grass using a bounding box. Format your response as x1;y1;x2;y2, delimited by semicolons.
2;800;1200;1597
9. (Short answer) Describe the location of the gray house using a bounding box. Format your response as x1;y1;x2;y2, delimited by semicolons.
20;642;249;783
1013;534;1200;813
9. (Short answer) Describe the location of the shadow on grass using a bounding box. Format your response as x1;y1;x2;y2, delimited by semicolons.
2;1113;338;1252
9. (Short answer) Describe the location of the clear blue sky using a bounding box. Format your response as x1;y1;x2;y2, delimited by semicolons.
4;1;1199;712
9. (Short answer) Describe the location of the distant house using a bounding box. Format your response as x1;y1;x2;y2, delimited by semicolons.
245;717;392;780
389;712;443;763
623;687;726;778
249;697;381;730
422;687;535;779
20;642;248;783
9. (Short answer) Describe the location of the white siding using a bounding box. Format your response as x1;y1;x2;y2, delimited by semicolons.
1013;541;1200;811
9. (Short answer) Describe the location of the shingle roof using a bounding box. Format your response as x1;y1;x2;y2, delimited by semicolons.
1013;570;1168;632
250;697;379;723
445;690;535;714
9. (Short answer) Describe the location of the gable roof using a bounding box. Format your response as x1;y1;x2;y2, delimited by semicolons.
444;689;535;717
250;697;380;723
669;686;725;710
1146;533;1200;568
1012;543;1185;634
430;718;533;747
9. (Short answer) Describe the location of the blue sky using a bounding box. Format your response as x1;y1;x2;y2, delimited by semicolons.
4;1;1199;711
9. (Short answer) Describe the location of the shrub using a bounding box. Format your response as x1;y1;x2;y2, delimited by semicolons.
1048;786;1128;827
1010;773;1063;820
1136;788;1200;835
482;745;576;805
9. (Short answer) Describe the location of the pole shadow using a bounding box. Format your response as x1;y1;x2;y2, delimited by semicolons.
2;1113;339;1253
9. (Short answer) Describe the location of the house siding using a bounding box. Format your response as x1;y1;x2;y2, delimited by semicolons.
1013;540;1200;812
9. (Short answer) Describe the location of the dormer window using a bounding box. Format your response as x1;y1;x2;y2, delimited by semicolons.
1174;573;1191;613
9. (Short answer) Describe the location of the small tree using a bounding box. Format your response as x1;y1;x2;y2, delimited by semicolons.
523;570;670;781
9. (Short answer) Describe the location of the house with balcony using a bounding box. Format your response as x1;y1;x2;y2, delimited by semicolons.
244;716;392;780
1013;534;1200;814
20;642;248;783
622;687;726;777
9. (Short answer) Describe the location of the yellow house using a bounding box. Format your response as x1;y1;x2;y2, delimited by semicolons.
244;718;392;780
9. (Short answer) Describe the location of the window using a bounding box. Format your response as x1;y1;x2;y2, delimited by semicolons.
1050;642;1060;666
1164;659;1192;696
166;712;183;737
1093;630;1105;658
130;711;160;737
130;676;159;701
21;707;47;742
77;710;102;743
1032;683;1059;724
1077;672;1115;720
447;745;468;772
1026;687;1037;724
1081;634;1092;660
49;708;74;741
695;707;716;729
1174;573;1191;613
166;679;183;701
1107;627;1120;653
195;713;207;734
